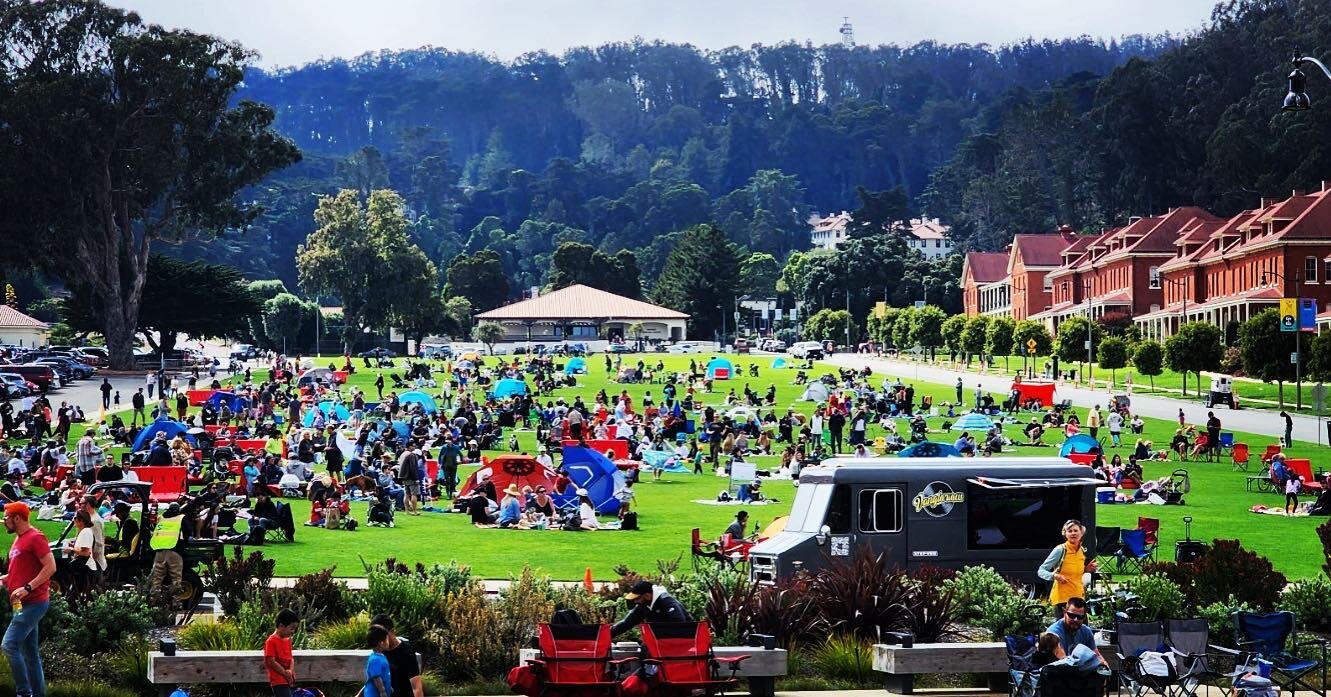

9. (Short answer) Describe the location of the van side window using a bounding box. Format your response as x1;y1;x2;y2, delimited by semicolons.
858;489;903;533
825;484;852;534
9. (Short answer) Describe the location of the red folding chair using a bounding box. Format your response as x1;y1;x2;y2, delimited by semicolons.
515;623;632;697
1137;516;1160;552
691;528;724;571
640;621;749;696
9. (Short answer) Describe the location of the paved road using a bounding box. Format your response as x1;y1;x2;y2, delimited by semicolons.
826;353;1314;446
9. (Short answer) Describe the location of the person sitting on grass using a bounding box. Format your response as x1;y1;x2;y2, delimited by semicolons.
497;484;522;528
577;488;599;530
1024;419;1045;446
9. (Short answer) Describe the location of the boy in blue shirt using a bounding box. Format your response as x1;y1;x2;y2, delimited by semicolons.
365;624;393;697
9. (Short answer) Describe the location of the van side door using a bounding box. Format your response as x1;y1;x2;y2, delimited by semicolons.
857;485;907;567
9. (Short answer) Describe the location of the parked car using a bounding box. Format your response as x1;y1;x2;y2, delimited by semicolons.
78;346;109;362
37;356;93;379
666;341;706;354
230;344;258;361
2;364;57;391
357;347;397;359
0;376;30;399
760;338;787;352
733;338;751;354
420;345;453;360
788;341;824;359
606;343;637;354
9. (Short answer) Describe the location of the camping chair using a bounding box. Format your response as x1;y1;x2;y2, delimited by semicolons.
639;621;748;697
1217;432;1235;454
1225;610;1327;697
1117;528;1155;574
1006;633;1042;697
1166;617;1227;687
518;623;633;697
1137;517;1161;550
690;528;725;572
1116;620;1201;697
1260;444;1282;464
1231;443;1251;472
264;501;296;543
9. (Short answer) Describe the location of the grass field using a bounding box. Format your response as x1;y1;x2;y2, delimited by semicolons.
28;351;1331;581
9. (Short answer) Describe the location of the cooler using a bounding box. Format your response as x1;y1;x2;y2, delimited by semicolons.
1096;487;1117;504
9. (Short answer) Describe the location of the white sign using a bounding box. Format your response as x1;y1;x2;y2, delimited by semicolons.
789;307;798;321
773;308;783;320
914;301;926;309
730;461;757;483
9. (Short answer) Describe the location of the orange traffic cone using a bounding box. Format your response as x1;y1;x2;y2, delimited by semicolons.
583;567;594;593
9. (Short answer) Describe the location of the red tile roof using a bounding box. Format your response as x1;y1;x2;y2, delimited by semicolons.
0;306;46;329
1011;233;1078;268
963;252;1008;284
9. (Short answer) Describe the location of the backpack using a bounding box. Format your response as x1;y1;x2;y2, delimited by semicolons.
620;511;638;530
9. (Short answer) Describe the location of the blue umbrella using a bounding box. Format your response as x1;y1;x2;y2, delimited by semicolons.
897;441;963;458
950;413;995;431
1060;433;1100;457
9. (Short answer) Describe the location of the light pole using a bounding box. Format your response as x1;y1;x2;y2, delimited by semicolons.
1282;52;1331;111
1081;280;1094;387
1261;270;1305;409
1156;276;1188;340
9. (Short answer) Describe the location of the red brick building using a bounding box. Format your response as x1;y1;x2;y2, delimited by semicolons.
1008;228;1082;321
961;252;1009;317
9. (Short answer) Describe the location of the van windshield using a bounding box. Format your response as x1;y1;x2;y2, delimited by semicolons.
786;483;833;533
966;484;1081;550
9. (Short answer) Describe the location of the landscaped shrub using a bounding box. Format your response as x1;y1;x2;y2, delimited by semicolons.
362;561;453;653
312;615;371;649
908;565;959;643
66;589;158;655
552;584;615;624
1143;540;1285;612
975;590;1047;640
177;618;255;651
742;576;827;649
1123;574;1186;622
675;564;753;646
942;565;1016;623
205;546;276;617
808;547;957;643
811;634;877;685
105;634;156;697
1197;597;1255;648
1281;577;1331;633
1318;519;1331;579
286;567;360;625
440;585;508;680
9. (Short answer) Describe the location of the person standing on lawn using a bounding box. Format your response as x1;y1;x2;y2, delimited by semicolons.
264;608;299;697
1206;411;1221;457
2;502;55;697
1281;410;1294;448
1106;409;1123;448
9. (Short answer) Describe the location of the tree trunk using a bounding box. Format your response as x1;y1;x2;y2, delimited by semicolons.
103;304;137;371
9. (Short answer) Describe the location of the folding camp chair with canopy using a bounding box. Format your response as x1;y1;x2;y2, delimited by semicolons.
1222;611;1328;697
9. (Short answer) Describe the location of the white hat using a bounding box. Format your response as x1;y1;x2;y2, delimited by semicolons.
575;488;589;497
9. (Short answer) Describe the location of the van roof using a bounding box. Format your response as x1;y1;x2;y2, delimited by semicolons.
799;456;1090;484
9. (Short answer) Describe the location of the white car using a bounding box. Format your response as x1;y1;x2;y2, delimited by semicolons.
666;341;705;354
788;341;823;358
760;339;787;351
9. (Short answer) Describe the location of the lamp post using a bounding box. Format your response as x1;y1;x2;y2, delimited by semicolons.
1081;280;1094;387
1282;52;1331;111
1261;270;1304;409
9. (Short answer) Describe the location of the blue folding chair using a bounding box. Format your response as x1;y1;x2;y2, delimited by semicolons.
1218;432;1235;452
1226;610;1327;696
1117;528;1154;573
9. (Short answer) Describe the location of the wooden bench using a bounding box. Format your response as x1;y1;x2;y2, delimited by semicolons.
517;644;786;697
872;641;1120;694
149;649;418;696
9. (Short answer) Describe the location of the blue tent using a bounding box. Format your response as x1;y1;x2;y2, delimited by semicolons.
564;357;587;374
206;391;250;413
641;449;691;473
706;357;734;379
398;391;438;415
493;378;528;398
131;417;195;452
897;441;963;458
771;356;788;369
302;401;350;427
1060;434;1100;457
554;446;621;514
950;413;996;431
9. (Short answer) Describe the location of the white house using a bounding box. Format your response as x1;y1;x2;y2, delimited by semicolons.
0;305;48;348
808;213;954;258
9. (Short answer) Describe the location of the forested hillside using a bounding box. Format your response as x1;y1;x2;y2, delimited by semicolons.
164;0;1331;321
170;33;1174;292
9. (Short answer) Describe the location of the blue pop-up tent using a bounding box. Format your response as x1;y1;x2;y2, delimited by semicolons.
398;391;438;415
564;357;587;375
1060;434;1100;457
554;446;622;514
771;356;789;369
132;417;195;452
493;378;528;398
206;391;250;413
706;357;734;379
897;441;962;458
303;400;351;427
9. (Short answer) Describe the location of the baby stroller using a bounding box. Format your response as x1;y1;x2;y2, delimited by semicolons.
1164;469;1191;505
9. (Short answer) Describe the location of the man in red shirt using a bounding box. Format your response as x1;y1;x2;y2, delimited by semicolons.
1;501;55;697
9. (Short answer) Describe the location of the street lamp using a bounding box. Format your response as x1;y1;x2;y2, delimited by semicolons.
1081;280;1094;387
1260;270;1305;408
1155;276;1188;339
1282;52;1331;111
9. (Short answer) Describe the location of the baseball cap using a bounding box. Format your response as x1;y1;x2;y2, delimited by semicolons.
624;580;653;601
3;502;29;519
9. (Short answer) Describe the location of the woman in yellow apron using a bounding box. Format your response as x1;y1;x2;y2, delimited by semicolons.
1037;519;1098;610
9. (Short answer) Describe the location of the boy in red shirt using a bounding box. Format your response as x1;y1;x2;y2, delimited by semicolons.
264;609;300;697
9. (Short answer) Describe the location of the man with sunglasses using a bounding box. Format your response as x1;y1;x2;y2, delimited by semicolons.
1046;597;1108;671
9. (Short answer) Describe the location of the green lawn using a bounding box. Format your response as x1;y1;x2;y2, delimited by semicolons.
32;352;1331;581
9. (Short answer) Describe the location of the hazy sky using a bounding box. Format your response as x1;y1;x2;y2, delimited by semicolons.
109;0;1219;68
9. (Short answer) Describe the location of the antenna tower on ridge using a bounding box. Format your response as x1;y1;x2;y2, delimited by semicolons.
840;17;855;48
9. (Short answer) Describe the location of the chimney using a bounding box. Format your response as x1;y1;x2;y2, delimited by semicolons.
1322;180;1331;192
1261;198;1277;208
1294;189;1307;197
1128;216;1143;224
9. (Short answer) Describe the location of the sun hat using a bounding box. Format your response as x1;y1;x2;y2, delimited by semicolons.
504;484;521;496
575;488;589;497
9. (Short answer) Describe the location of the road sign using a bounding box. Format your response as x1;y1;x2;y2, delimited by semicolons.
914;300;926;309
1292;352;1300;365
1281;298;1297;332
1026;338;1037;353
874;301;887;319
1300;297;1318;332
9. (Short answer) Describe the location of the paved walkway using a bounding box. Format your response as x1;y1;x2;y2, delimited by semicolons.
827;354;1324;446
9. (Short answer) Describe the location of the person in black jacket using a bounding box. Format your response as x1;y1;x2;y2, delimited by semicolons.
145;432;173;466
610;580;692;637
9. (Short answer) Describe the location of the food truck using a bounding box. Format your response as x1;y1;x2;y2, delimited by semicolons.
748;457;1101;585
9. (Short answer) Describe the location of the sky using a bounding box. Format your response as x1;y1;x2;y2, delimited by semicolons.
109;0;1220;69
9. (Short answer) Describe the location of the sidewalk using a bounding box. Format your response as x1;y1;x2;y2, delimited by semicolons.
827;353;1331;446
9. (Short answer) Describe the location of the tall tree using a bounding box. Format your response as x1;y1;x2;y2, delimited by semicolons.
1132;340;1164;391
1239;308;1301;408
1165;322;1223;396
738;252;782;298
443;249;510;312
296;189;438;352
262;293;308;354
548;242;642;298
652;224;742;338
0;0;300;368
986;316;1017;370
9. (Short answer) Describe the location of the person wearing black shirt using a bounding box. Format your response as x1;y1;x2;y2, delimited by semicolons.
827;411;846;455
109;502;139;555
371;614;422;697
0;472;22;503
